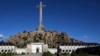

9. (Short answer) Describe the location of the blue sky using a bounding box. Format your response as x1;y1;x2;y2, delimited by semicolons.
0;0;100;43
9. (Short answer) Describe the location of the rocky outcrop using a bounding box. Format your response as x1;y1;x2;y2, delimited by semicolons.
5;30;83;48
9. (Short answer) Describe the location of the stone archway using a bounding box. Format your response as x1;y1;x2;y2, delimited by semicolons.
36;48;39;53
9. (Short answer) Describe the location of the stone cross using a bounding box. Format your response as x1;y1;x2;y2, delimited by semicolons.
37;1;46;27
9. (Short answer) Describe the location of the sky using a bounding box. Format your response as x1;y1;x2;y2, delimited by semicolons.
0;0;100;43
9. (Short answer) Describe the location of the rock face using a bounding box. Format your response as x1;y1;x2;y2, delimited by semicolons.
5;30;83;48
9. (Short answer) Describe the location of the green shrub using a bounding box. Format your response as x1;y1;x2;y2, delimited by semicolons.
77;54;89;56
61;53;69;55
43;51;53;56
0;53;15;56
71;51;77;56
71;50;89;56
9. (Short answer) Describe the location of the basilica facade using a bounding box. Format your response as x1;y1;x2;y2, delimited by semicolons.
0;41;99;54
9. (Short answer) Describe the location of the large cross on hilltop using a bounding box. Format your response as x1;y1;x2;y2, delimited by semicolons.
36;1;46;32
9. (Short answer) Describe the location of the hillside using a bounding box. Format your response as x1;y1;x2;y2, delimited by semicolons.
5;30;83;48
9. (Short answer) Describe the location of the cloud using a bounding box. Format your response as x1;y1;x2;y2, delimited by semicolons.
0;34;3;37
83;35;89;38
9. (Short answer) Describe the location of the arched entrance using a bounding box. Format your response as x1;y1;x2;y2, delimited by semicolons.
36;48;39;53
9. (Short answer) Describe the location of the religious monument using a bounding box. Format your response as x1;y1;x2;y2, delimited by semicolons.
4;1;100;55
36;1;46;32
